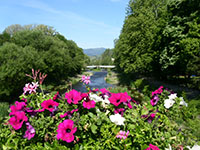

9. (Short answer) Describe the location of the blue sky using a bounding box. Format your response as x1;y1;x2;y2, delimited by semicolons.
0;0;129;49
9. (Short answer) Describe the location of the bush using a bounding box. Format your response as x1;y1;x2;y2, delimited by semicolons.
0;43;44;102
0;73;198;149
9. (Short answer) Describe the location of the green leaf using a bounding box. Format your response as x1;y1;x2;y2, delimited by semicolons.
91;124;97;134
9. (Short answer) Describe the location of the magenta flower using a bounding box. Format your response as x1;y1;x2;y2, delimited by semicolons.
41;99;59;112
114;108;125;116
142;113;156;123
9;101;27;115
147;113;156;123
81;93;96;109
83;100;96;109
22;98;27;103
150;95;159;106
60;109;79;118
151;86;163;97
56;119;77;143
9;111;28;130
24;122;35;140
53;91;60;100
116;130;129;140
25;107;45;117
109;93;130;106
145;144;160;150
65;90;82;104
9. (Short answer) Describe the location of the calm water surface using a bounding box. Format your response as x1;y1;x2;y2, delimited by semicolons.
72;71;115;93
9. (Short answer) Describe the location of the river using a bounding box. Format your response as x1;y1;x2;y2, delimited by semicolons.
72;71;115;93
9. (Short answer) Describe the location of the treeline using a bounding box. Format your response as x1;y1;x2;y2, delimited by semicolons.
88;49;114;65
0;24;87;102
114;0;200;87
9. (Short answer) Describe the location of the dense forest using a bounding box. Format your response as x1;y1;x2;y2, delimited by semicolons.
114;0;200;88
0;24;87;102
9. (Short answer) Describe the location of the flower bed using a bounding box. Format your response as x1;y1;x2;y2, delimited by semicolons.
0;70;198;149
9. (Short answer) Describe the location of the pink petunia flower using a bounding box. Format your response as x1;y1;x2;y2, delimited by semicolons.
53;91;60;100
141;113;156;123
25;107;45;117
41;99;59;112
151;86;163;97
56;119;77;143
9;111;28;130
116;130;129;140
81;93;96;109
22;98;27;103
65;90;82;104
109;92;130;106
24;122;35;140
83;100;96;109
9;101;27;115
150;95;159;106
145;144;160;150
60;109;79;118
114;108;125;116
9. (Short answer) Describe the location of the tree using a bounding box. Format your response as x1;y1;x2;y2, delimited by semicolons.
153;0;200;78
114;0;168;80
0;43;44;102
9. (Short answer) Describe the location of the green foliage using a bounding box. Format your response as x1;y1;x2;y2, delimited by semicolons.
153;0;200;78
114;0;168;77
0;43;43;101
0;102;9;118
0;24;86;102
114;0;200;89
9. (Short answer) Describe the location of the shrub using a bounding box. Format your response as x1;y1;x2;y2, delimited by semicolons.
0;72;198;149
0;43;44;102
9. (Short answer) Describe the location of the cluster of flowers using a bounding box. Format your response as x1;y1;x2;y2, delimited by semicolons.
8;84;137;143
8;101;35;140
23;82;39;95
7;71;189;149
150;86;188;109
139;86;189;130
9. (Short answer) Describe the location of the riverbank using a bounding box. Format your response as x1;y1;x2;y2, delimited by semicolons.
105;71;119;85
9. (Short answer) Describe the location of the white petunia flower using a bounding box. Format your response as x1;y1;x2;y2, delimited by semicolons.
89;94;110;108
89;93;103;102
103;95;110;104
109;113;125;126
168;93;177;100
179;97;188;107
164;99;175;109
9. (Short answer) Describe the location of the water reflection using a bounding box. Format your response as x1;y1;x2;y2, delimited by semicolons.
72;71;115;93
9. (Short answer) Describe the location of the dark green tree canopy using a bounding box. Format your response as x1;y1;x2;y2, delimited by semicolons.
0;24;87;102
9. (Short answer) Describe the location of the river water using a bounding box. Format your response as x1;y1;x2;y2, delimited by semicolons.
72;71;115;93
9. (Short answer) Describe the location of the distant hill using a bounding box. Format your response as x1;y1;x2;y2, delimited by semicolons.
83;48;106;56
